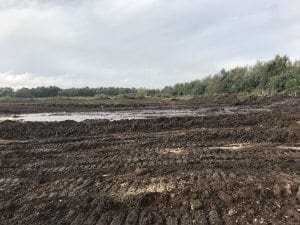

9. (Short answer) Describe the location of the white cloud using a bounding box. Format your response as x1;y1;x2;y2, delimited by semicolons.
0;0;299;88
0;72;64;89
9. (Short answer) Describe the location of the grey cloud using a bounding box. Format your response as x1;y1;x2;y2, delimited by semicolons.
0;0;299;88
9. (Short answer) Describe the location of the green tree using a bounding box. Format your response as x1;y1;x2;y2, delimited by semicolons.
136;88;148;98
0;87;14;97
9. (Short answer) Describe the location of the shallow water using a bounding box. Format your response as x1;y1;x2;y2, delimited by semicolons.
0;107;269;122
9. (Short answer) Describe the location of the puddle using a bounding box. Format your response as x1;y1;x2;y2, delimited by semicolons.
207;143;250;150
277;146;300;151
158;148;185;155
0;107;270;122
0;139;12;144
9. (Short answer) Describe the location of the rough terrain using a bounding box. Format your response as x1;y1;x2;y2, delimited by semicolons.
0;95;299;225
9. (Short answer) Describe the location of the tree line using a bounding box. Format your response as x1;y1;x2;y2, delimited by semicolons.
1;55;299;98
0;86;160;99
161;55;299;97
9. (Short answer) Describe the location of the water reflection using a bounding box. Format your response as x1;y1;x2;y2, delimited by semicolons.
0;107;269;122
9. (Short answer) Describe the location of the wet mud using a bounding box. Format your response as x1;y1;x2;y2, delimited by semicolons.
0;96;299;225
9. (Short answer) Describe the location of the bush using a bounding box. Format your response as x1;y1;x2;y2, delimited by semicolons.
94;94;109;99
115;94;136;99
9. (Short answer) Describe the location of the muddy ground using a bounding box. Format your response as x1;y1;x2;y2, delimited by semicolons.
0;94;291;114
0;95;299;225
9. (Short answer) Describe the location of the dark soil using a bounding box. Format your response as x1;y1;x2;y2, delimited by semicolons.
0;95;299;225
0;94;293;114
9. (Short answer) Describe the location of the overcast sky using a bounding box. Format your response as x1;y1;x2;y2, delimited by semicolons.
0;0;299;89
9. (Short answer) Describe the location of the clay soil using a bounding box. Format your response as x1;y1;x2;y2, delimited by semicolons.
0;95;299;225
